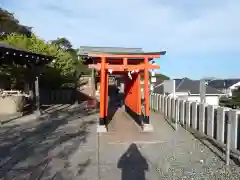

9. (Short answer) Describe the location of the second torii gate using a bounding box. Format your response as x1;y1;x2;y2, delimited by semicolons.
82;51;166;132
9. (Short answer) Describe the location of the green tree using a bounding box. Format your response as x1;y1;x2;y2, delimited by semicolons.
0;33;80;88
0;8;32;38
1;33;77;75
51;37;91;76
219;87;240;108
51;37;72;50
231;87;240;107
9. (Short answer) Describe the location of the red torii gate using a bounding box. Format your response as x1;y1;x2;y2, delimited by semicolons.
82;51;166;132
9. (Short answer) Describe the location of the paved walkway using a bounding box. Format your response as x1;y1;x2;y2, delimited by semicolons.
0;105;240;179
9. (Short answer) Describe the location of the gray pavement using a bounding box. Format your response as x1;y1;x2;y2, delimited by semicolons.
0;105;240;179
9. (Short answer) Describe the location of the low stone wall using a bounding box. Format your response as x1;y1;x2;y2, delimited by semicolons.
0;96;24;114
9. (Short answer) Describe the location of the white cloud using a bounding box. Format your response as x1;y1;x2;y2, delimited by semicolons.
2;0;240;56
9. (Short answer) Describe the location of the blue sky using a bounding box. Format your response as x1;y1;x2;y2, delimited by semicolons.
1;0;239;79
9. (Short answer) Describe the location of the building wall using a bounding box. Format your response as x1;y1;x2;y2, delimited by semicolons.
163;80;175;95
177;95;219;106
175;92;189;96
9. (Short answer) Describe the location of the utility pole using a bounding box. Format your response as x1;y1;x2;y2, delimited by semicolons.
201;78;219;104
200;79;206;104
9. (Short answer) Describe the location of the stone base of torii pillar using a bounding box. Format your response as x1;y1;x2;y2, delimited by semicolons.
97;125;107;133
142;124;154;132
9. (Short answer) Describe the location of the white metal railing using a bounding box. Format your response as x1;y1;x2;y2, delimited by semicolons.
150;93;240;165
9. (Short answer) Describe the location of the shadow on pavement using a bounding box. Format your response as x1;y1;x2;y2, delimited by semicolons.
0;104;97;179
117;143;148;180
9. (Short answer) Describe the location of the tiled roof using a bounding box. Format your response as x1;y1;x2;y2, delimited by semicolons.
175;78;223;94
78;46;166;57
207;79;240;89
153;78;224;95
153;84;164;94
78;46;144;54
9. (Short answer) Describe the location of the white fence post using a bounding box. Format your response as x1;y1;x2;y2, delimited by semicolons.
154;93;157;111
171;98;175;121
226;113;232;166
166;96;169;117
206;105;214;138
199;103;206;133
156;94;159;111
179;100;185;125
216;107;226;144
175;99;180;130
185;101;191;127
152;93;155;110
230;110;239;150
153;93;155;110
164;96;168;116
151;93;154;110
191;102;198;130
152;93;155;111
167;97;172;119
162;95;165;113
158;95;162;112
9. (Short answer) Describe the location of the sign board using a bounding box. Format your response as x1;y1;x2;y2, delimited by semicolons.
151;77;156;83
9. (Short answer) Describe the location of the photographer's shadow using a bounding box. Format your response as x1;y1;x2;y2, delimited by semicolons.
117;143;148;180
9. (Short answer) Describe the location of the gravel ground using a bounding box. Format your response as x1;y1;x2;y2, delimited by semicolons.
0;105;240;180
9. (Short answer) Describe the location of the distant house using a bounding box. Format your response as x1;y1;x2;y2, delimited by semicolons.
140;74;168;97
153;78;224;106
207;79;240;97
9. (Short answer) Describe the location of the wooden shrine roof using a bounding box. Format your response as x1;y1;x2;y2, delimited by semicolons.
0;43;54;66
78;46;166;64
79;46;144;54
